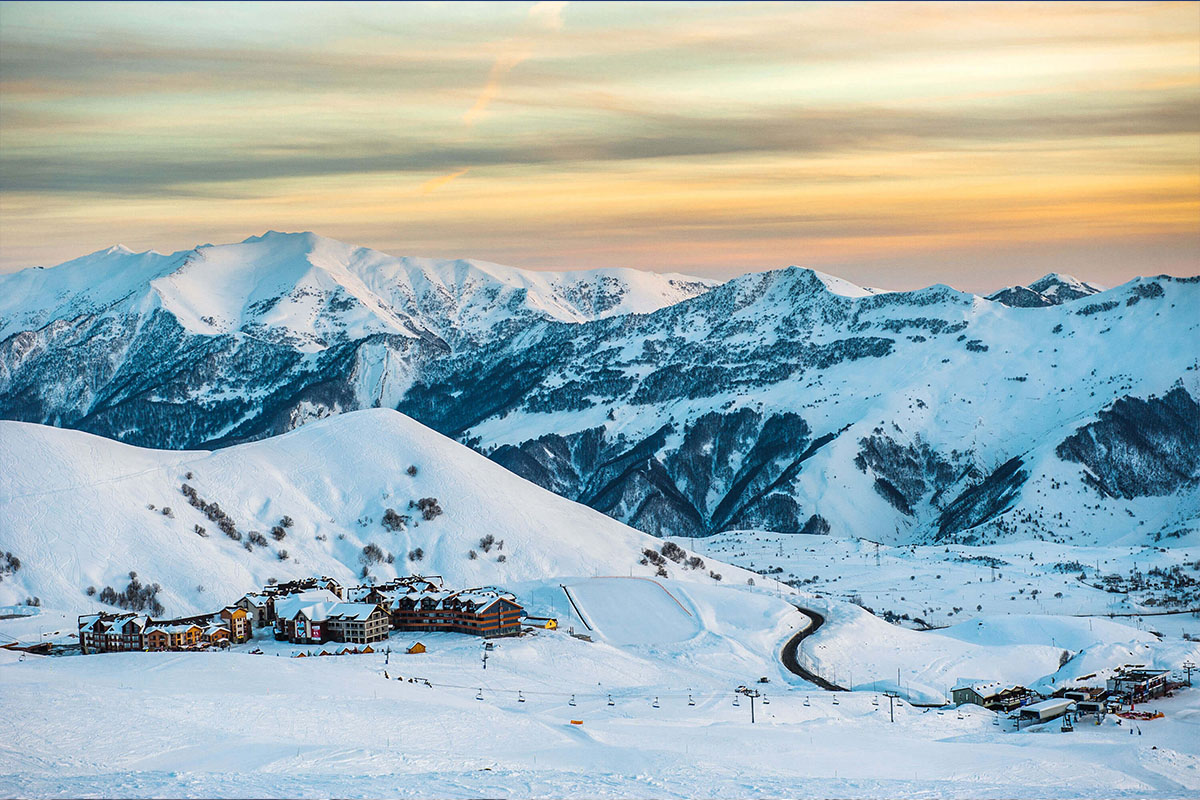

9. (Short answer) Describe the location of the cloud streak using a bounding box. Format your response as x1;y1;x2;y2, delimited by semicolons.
419;167;470;195
0;0;1196;289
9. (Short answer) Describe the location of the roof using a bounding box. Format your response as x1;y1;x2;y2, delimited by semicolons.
275;597;382;624
145;623;202;635
952;681;1023;700
1021;698;1074;714
79;612;145;633
1114;668;1170;681
326;602;383;622
273;589;342;621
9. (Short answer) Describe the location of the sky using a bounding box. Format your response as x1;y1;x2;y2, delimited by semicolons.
0;1;1197;290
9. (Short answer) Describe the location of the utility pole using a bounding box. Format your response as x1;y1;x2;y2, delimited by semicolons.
884;691;899;723
737;686;762;724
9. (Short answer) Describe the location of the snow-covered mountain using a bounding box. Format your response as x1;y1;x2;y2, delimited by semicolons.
986;273;1104;308
2;232;1197;547
0;232;712;447
405;267;1200;545
0;409;751;614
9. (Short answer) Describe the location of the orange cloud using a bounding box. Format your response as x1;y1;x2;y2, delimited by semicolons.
462;49;532;126
419;168;470;195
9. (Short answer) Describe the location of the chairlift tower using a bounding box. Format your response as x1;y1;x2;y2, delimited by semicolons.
883;691;900;723
736;686;763;723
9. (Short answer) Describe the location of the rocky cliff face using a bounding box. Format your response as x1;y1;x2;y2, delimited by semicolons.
3;233;1198;546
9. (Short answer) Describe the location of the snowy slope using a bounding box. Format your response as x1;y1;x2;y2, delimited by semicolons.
0;232;714;449
0;409;755;615
414;268;1200;544
0;231;714;345
2;232;1196;546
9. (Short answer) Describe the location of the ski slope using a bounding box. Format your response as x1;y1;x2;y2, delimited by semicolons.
0;410;759;614
565;578;700;645
2;622;1199;799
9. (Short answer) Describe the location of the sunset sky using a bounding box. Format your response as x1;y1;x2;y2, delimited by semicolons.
1;1;1197;290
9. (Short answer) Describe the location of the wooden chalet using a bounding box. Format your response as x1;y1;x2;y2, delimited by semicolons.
951;681;1038;712
79;606;253;654
145;622;203;651
392;587;524;638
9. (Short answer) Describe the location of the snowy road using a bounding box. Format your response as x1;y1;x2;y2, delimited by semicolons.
780;606;847;692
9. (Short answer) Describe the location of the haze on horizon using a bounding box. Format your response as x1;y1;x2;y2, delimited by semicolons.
0;1;1197;292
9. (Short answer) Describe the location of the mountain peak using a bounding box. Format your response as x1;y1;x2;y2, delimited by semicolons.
1027;273;1103;301
988;273;1104;307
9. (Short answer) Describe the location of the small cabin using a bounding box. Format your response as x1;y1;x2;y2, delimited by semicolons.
407;642;426;654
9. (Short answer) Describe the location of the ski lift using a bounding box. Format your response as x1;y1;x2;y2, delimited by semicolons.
733;694;741;707
569;694;577;707
832;695;840;705
518;691;525;703
872;695;879;706
652;696;660;709
475;688;483;701
688;694;696;707
607;694;615;707
803;696;811;707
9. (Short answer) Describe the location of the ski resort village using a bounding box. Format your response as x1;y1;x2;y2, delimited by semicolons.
0;221;1195;796
78;574;526;653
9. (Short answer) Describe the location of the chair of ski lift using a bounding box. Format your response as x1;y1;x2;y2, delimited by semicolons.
832;695;840;705
475;688;483;701
569;694;576;707
607;694;615;706
804;696;811;707
652;696;660;709
688;694;696;706
518;691;525;703
872;695;879;706
762;694;769;705
733;693;741;707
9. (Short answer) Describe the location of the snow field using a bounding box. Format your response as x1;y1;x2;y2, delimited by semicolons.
2;623;1199;799
0;410;763;614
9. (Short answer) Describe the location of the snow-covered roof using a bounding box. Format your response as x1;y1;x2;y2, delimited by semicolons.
275;597;382;623
146;622;202;635
80;612;146;633
952;680;1023;699
327;602;383;621
273;589;341;620
1021;698;1074;714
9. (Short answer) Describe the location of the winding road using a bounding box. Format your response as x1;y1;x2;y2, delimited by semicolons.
779;606;847;692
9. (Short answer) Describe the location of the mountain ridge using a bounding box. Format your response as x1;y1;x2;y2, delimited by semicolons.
2;232;1197;548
